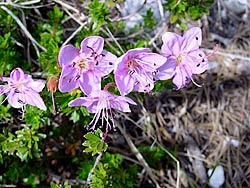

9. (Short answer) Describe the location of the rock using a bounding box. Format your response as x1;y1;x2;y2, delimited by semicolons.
224;0;250;14
208;165;225;188
121;0;162;30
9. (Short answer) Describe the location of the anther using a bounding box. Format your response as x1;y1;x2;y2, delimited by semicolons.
75;75;80;81
14;89;20;93
18;99;25;104
128;70;135;75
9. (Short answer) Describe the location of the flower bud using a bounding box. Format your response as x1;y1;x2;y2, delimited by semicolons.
47;76;58;93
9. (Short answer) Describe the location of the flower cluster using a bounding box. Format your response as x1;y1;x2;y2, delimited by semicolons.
0;68;46;118
0;27;213;132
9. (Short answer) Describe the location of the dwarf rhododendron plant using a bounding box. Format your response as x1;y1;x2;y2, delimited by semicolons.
58;36;117;95
0;28;213;135
114;48;167;96
158;27;209;89
0;68;46;116
68;83;136;137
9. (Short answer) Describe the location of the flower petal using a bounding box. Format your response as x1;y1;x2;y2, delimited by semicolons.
121;96;137;105
7;91;23;108
111;100;131;112
24;91;47;110
68;97;91;107
155;57;176;80
80;36;104;57
0;85;9;95
69;97;98;113
161;32;181;57
111;95;136;112
172;66;190;89
136;52;167;70
27;80;45;92
0;77;10;82
10;68;25;81
114;49;149;72
133;75;154;93
58;67;79;92
115;71;134;96
94;50;117;76
181;27;202;52
126;48;149;59
58;45;79;67
79;71;101;95
186;49;208;74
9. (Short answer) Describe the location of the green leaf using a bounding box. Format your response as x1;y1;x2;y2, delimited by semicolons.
179;22;188;30
142;8;157;29
82;129;108;156
0;134;6;143
50;183;60;188
170;14;178;24
84;133;101;142
89;0;110;28
188;6;202;20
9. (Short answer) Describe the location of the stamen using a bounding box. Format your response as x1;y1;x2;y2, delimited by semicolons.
0;95;9;105
190;76;203;87
89;108;102;130
86;46;95;54
182;64;203;88
207;44;219;58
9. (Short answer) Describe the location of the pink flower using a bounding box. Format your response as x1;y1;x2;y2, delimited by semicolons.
114;48;167;96
68;84;136;131
0;68;46;113
158;27;209;89
58;36;117;95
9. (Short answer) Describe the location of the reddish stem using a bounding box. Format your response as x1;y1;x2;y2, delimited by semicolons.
102;127;109;142
51;92;57;115
104;82;117;91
